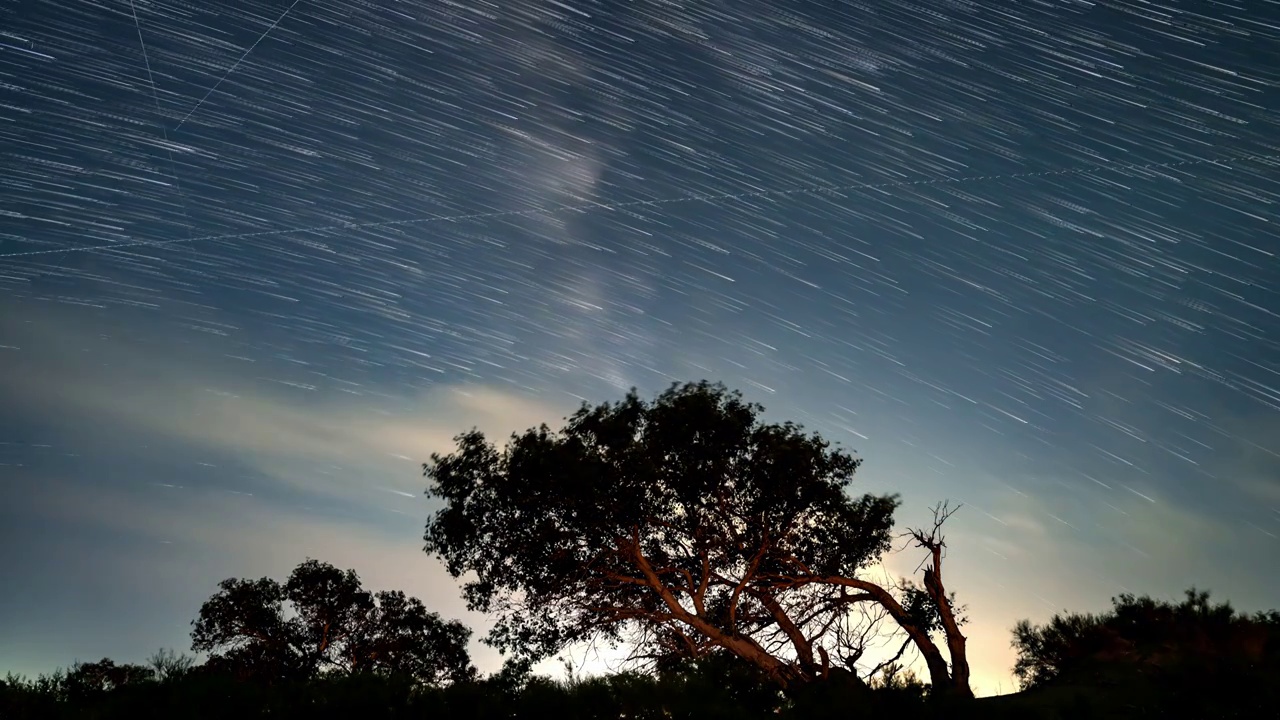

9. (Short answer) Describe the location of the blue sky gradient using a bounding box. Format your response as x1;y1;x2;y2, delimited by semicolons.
1;0;1278;696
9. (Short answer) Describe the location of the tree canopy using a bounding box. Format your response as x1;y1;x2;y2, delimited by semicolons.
423;380;973;697
190;558;475;686
1012;587;1280;690
61;659;154;701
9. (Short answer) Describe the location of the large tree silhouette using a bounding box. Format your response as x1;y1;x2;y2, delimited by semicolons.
191;558;475;686
423;381;973;698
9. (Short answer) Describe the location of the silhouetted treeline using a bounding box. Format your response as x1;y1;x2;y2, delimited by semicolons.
1;652;930;720
5;384;1278;719
4;584;1278;720
1004;587;1280;719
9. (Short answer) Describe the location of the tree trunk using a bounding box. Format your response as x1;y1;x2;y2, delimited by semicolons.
822;575;972;699
780;666;874;709
913;635;960;697
923;565;973;700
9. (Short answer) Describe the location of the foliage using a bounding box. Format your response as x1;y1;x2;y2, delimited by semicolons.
190;558;475;686
423;381;973;696
145;648;195;682
869;661;929;694
2;573;1278;720
1012;587;1280;691
61;658;155;701
0;659;927;720
1010;587;1280;719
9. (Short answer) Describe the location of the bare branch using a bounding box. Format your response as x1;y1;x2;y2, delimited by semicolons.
867;637;913;681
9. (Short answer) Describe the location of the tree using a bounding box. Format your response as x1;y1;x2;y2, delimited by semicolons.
423;381;973;698
62;658;155;700
1012;587;1280;690
145;647;196;682
346;588;475;682
0;671;66;719
191;558;475;686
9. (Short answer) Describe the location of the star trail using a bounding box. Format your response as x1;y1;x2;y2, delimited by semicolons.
0;0;1277;694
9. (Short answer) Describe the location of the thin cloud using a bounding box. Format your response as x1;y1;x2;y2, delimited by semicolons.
1;304;574;507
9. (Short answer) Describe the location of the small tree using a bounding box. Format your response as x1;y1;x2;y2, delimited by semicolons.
62;658;155;700
146;647;196;682
423;381;973;698
191;558;475;685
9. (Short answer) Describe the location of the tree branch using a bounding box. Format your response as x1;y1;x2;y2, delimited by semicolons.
868;637;913;681
750;589;818;676
627;527;793;685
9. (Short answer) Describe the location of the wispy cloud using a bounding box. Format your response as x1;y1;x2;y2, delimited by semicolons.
1;303;575;507
0;302;569;675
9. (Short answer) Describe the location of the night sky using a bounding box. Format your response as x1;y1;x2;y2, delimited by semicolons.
1;0;1278;696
